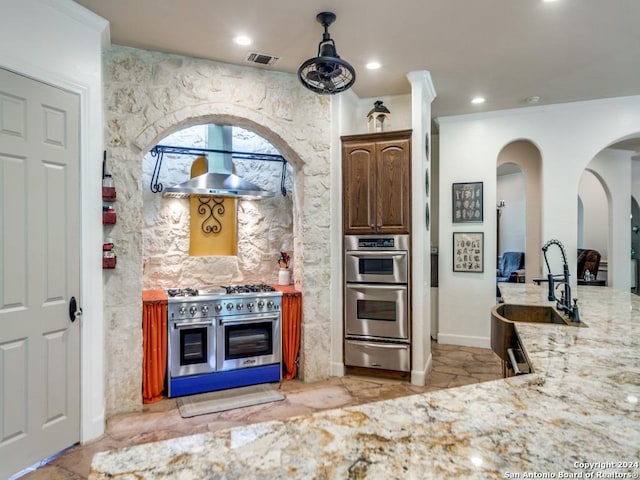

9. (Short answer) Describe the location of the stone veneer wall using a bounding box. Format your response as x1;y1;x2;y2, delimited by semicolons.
104;45;332;415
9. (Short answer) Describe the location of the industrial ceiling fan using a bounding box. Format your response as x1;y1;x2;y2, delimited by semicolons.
298;12;356;95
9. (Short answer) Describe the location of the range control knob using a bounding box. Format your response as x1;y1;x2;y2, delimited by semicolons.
201;305;209;315
236;303;243;311
178;306;186;316
189;305;197;316
226;303;233;311
266;301;274;309
246;302;255;312
214;304;222;313
257;300;265;310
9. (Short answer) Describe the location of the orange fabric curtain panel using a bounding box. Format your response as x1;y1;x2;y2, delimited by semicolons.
281;291;302;380
142;290;168;403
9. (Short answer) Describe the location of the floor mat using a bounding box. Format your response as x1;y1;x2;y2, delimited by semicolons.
177;384;285;418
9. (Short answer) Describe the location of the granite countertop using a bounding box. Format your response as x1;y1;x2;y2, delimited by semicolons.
90;284;640;479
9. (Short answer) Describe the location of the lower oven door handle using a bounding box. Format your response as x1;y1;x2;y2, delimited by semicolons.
219;314;279;325
173;320;213;329
353;341;409;349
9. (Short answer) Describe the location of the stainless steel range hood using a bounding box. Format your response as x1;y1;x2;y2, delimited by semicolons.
163;156;275;199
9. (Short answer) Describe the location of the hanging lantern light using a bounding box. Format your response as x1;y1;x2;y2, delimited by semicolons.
367;100;391;133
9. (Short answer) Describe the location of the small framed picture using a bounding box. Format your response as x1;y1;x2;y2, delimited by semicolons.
452;182;483;223
453;232;484;273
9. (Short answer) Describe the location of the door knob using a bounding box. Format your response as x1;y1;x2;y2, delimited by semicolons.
69;296;83;322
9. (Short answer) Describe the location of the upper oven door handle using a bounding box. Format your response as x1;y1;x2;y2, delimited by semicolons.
173;320;213;329
219;314;279;325
346;251;407;258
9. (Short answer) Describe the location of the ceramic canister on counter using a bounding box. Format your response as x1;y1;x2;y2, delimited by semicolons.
278;268;290;285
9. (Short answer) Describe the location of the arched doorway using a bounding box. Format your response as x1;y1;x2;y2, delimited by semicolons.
577;169;609;283
630;196;639;293
577;143;636;290
496;140;542;283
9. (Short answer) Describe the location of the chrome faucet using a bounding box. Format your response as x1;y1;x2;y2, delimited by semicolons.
542;239;581;322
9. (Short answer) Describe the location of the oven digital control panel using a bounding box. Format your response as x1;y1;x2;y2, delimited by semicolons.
358;238;395;249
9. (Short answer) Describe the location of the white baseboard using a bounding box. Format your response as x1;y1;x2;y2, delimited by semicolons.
411;352;433;386
82;412;105;443
437;333;490;349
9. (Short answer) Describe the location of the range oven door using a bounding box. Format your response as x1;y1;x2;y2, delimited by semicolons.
345;283;408;341
169;319;216;378
216;313;281;372
344;250;409;284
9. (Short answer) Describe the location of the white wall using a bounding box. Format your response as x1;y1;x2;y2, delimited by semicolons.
340;93;412;136
497;171;526;254
582;149;632;288
437;96;640;348
578;170;608;258
0;0;108;442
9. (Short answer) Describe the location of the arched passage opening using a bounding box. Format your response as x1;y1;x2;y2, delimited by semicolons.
141;123;297;287
578;135;639;290
496;140;542;283
577;168;609;283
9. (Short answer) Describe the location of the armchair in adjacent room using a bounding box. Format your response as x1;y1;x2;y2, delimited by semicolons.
496;251;525;283
577;249;601;280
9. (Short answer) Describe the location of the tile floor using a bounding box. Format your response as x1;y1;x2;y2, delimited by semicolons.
18;342;502;480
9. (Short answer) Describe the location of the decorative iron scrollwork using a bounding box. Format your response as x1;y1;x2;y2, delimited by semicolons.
198;196;226;234
148;144;288;196
149;147;164;193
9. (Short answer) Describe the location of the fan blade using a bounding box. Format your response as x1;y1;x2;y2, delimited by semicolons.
305;70;323;83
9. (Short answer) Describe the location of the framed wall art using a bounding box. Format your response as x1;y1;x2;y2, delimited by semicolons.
452;181;483;223
453;232;484;273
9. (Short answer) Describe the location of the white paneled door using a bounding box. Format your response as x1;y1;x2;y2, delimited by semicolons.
0;67;80;478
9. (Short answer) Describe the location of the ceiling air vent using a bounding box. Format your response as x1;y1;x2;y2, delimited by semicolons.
245;52;280;66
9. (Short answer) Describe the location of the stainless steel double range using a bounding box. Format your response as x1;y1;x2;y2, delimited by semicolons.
166;284;282;397
344;235;410;372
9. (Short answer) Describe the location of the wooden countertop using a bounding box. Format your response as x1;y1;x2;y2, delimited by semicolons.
271;284;301;295
142;289;167;304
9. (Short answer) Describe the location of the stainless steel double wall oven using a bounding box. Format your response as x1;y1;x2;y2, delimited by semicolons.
344;235;410;372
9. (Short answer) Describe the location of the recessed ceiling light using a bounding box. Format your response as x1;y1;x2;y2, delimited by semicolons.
234;36;252;46
471;97;486;104
366;61;381;70
543;0;558;3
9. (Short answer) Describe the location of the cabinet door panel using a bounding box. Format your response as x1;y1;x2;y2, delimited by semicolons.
376;139;410;233
343;143;376;234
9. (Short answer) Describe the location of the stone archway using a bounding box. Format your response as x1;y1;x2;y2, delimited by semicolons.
103;45;334;415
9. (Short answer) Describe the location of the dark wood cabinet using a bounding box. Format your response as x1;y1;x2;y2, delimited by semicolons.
342;130;412;234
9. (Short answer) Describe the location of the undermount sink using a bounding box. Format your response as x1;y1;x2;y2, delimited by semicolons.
490;303;586;364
